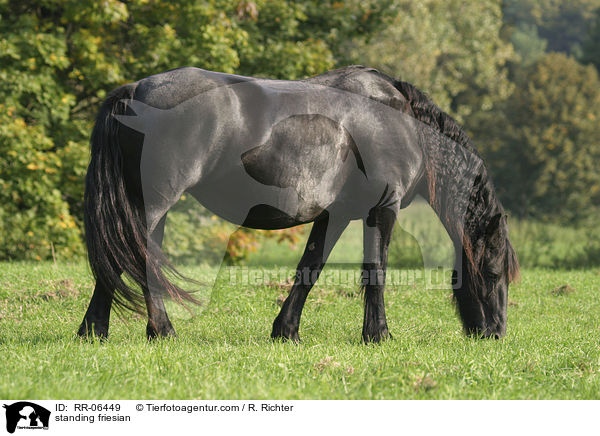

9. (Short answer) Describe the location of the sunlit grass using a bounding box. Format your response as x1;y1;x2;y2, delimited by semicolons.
1;261;599;399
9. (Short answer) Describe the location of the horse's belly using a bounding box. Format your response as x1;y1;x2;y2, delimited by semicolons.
188;171;327;229
240;204;311;229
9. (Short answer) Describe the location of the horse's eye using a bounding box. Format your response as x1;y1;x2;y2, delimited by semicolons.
485;263;503;278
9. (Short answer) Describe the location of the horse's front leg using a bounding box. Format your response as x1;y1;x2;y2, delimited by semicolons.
361;207;396;343
272;213;349;342
78;280;114;339
144;214;177;339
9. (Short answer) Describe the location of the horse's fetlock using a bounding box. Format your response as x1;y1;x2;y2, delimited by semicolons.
77;319;108;340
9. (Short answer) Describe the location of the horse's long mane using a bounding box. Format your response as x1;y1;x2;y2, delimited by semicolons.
393;80;478;156
393;80;519;286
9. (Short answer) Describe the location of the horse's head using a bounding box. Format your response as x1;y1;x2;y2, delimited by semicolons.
455;210;519;339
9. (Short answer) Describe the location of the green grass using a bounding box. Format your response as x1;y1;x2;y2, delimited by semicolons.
1;261;599;399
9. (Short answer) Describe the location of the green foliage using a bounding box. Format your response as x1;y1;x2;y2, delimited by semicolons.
356;0;515;121
235;0;332;79
390;214;600;270
508;23;547;66
387;201;600;270
472;53;600;223
581;8;600;71
0;112;82;260
502;0;600;55
161;196;231;265
0;4;83;259
509;220;600;269
234;0;394;79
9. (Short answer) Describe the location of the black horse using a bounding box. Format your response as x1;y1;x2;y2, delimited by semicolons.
77;65;519;343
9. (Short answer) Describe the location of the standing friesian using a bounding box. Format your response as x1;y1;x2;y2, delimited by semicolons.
77;65;519;342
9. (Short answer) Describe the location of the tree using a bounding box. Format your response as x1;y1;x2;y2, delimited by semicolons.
352;0;515;122
581;7;600;72
508;22;547;66
472;53;600;223
502;0;600;56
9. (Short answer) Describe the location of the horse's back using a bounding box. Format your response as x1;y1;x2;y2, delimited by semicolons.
130;65;413;115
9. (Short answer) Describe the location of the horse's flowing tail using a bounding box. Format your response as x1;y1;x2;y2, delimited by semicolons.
84;84;198;313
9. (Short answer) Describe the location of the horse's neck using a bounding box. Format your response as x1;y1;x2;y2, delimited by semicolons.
420;128;489;245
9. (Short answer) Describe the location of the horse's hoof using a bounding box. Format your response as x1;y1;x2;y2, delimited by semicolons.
271;331;301;343
146;323;177;340
466;330;503;340
271;332;300;344
362;328;392;344
271;318;300;343
77;320;108;341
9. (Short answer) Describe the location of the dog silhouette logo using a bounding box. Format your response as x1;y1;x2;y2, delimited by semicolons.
3;402;50;433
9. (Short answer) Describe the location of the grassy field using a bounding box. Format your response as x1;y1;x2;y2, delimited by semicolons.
1;260;599;399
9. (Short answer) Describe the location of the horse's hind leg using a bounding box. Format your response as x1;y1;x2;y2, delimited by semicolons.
362;207;396;343
272;213;349;342
143;214;177;339
78;281;114;339
78;214;175;340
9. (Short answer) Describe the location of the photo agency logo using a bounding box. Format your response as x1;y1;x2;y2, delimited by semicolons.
3;402;50;433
